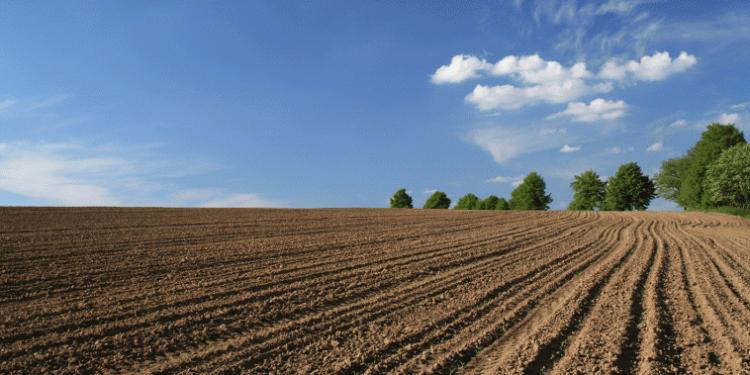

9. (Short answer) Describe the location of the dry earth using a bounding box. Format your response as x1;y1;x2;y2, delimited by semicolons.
2;207;750;374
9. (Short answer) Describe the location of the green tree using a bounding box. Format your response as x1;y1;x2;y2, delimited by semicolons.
603;162;656;211
479;195;500;210
677;124;746;208
495;197;510;210
455;193;480;210
389;188;413;208
509;172;552;210
654;157;689;203
423;191;451;209
704;143;750;209
568;170;606;210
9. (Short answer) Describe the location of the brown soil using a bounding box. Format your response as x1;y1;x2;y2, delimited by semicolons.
1;207;749;374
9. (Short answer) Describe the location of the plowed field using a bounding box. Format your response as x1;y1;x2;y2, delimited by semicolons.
2;208;750;374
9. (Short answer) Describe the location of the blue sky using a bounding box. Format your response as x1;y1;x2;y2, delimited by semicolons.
1;1;749;209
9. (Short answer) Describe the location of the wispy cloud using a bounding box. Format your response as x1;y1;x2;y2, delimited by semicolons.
719;113;739;124
0;142;128;205
0;141;284;207
646;141;664;152
466;126;571;164
0;99;16;112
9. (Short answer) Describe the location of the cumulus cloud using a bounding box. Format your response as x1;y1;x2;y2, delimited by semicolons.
464;54;613;110
431;54;492;84
646;142;664;152
548;98;627;122
436;51;695;111
599;51;697;81
560;144;581;153
424;189;437;194
719;113;739;124
466;81;612;111
489;54;592;83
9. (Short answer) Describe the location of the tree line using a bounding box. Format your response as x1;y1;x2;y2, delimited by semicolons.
391;123;748;212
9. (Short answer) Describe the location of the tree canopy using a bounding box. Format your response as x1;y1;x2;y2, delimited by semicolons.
478;195;500;210
423;191;451;209
455;193;480;210
495;197;510;210
568;170;606;210
660;124;747;208
509;172;552;210
603;162;656;211
704;143;750;209
389;188;413;208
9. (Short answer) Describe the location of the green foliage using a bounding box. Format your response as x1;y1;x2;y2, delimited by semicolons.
478;195;500;210
676;124;746;208
603;162;656;211
455;193;480;210
654;157;688;203
389;188;413;208
423;191;451;209
703;143;750;209
495;197;511;210
568;170;606;210
509;172;552;210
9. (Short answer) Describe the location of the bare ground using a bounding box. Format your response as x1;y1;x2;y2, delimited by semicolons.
1;207;749;374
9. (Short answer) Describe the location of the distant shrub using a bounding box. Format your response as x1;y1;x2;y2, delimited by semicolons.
510;172;552;210
569;170;606;210
495;197;510;210
423;191;451;209
603;162;655;211
455;193;480;210
479;195;500;210
389;188;413;208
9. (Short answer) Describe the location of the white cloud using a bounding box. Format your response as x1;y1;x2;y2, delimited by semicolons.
606;145;634;154
489;54;592;84
560;144;581;153
548;98;627;122
466;80;612;111
439;51;695;111
198;193;282;208
424;189;437;194
486;175;525;185
466;126;570;164
0;141;284;207
465;54;613;111
431;55;492;84
0;142;127;205
0;99;16;112
599;51;697;81
670;119;688;127
646;142;664;152
718;113;739;124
